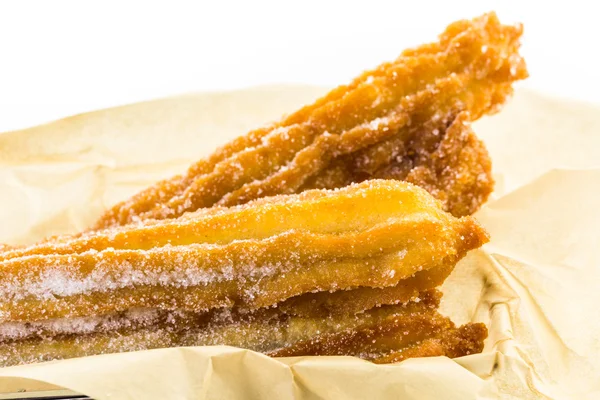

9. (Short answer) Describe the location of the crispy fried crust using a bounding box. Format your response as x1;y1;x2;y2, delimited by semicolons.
371;322;488;363
92;12;526;229
304;112;494;217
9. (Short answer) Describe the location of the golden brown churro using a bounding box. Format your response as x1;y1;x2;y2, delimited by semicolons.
0;180;488;323
0;290;486;367
92;12;526;229
276;264;454;318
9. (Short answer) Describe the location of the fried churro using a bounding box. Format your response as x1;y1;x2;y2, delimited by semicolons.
92;12;526;230
0;290;485;367
0;180;488;323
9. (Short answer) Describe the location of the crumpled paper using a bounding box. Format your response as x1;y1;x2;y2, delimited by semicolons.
0;85;598;400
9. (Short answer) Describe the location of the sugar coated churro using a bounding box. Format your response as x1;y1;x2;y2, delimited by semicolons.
93;12;526;230
0;180;488;323
0;290;486;367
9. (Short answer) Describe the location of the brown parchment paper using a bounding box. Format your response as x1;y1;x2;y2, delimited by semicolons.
0;85;598;399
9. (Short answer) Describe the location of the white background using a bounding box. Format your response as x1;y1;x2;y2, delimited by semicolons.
0;0;597;132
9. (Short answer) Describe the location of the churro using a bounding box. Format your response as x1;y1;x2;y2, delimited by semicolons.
0;180;488;323
92;12;526;229
0;290;485;367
